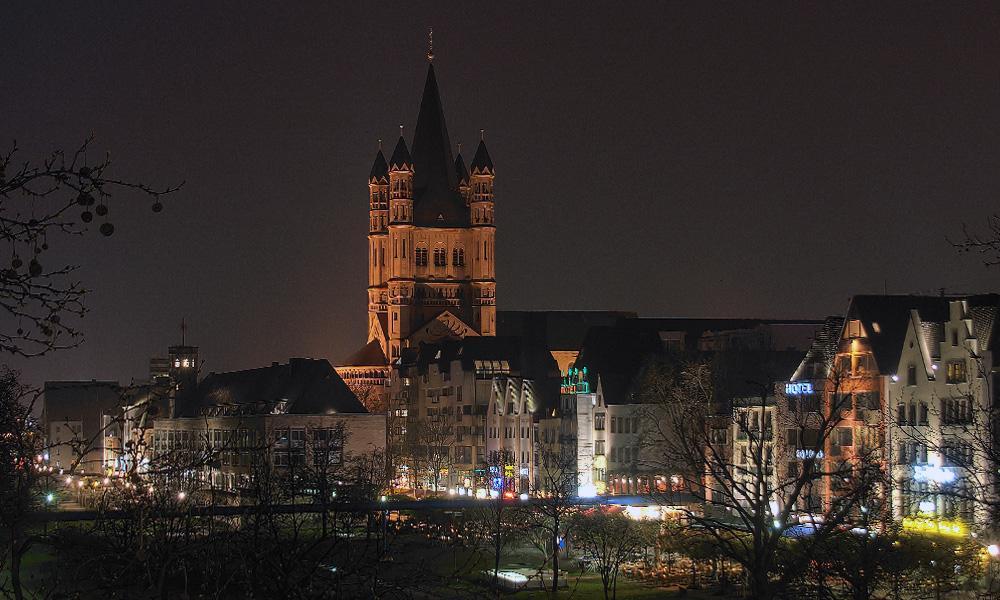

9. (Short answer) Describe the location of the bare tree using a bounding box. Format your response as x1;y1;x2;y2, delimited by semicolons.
644;357;884;600
570;506;656;600
464;449;527;593
1;135;180;356
529;443;580;597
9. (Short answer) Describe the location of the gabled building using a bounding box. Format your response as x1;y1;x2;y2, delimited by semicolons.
784;295;1000;535
387;336;559;497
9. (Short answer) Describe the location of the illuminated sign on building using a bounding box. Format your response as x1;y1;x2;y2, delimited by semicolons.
785;382;814;395
561;367;590;394
795;449;825;460
901;517;966;536
913;465;957;484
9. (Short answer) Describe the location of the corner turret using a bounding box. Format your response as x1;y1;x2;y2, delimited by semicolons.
389;135;414;225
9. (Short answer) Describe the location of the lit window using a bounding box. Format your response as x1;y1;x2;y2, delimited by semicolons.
947;361;967;384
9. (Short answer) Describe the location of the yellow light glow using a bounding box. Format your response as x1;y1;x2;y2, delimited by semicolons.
901;517;966;536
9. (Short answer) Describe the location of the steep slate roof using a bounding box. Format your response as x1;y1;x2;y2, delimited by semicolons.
496;310;637;352
410;63;469;227
470;139;493;174
791;316;846;381
193;358;366;416
389;136;412;171
849;296;954;375
573;324;666;405
454;152;470;186
369;149;389;183
340;339;388;368
846;294;1000;375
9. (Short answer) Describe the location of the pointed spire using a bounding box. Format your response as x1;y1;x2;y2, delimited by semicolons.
388;136;412;171
455;150;469;185
428;28;434;62
470;138;493;175
369;147;389;183
411;62;467;226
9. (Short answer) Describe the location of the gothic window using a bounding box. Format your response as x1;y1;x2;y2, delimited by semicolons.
434;248;446;266
415;247;428;266
452;248;465;266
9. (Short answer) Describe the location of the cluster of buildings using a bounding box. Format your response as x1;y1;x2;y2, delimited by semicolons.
40;55;1000;538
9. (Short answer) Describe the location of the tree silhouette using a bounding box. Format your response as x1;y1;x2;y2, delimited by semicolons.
1;135;180;356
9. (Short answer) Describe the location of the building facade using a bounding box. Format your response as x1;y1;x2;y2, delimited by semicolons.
781;295;1000;535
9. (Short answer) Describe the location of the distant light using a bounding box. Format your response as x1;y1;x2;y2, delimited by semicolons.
773;520;782;530
932;364;938;371
77;480;84;488
519;493;529;500
919;501;936;514
578;484;598;498
989;545;1000;557
103;478;109;485
489;490;500;499
914;466;957;484
65;477;72;485
46;493;54;503
178;492;186;500
892;375;899;382
380;495;386;502
476;489;487;499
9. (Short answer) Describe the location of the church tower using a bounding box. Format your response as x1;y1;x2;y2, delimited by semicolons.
364;53;496;361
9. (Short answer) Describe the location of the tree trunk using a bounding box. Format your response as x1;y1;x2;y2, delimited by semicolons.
11;534;25;600
551;517;560;597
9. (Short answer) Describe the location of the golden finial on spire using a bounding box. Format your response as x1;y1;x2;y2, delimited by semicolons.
378;138;382;151
399;124;404;137
428;28;434;62
480;128;485;141
457;142;461;155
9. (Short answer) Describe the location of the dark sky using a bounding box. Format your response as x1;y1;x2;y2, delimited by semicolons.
4;2;999;389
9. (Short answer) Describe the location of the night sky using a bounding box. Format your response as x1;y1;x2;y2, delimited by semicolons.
4;3;999;389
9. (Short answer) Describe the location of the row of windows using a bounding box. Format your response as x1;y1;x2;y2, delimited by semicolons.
896;398;972;426
609;446;640;463
413;247;466;266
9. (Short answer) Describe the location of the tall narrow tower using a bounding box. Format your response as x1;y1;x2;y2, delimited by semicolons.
362;55;496;361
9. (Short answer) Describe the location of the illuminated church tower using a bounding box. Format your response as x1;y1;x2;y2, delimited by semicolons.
363;50;496;363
